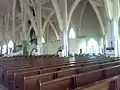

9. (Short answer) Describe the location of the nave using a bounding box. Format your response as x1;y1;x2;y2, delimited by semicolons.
0;0;120;90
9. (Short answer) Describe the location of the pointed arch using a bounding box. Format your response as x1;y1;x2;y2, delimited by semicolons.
88;0;105;35
29;28;37;44
79;1;88;29
27;25;33;40
68;0;82;29
87;38;99;54
69;28;76;39
42;16;59;40
8;40;14;49
42;37;45;43
8;40;14;54
51;0;62;31
43;11;55;34
2;44;7;54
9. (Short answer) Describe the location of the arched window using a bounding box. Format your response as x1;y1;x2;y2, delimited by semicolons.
8;40;14;54
2;45;7;54
87;38;99;54
8;40;14;49
69;28;76;39
42;37;45;43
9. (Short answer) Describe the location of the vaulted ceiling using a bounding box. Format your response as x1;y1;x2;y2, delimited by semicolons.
0;0;110;43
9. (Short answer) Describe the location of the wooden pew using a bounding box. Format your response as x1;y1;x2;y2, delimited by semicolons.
0;56;118;90
6;59;120;89
14;64;98;90
74;76;119;90
1;57;119;75
23;61;120;90
6;62;87;90
38;64;120;90
0;56;118;71
0;55;66;67
3;61;77;87
75;65;120;88
3;60;82;89
0;57;69;84
39;76;75;90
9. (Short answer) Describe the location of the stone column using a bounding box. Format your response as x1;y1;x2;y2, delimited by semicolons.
23;40;28;56
36;0;43;55
37;37;43;55
103;36;106;54
13;42;16;53
106;19;119;57
20;0;28;56
61;30;68;57
104;0;120;57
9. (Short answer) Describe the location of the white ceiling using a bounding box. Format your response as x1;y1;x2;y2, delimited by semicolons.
0;0;106;43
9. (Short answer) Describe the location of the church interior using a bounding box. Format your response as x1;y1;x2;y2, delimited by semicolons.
0;0;120;90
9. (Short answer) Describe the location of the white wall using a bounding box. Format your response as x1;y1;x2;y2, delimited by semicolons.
43;41;60;54
43;39;83;55
69;38;87;55
26;37;102;55
43;37;102;55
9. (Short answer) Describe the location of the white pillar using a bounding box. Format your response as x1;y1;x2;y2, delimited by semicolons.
36;0;43;55
13;42;16;53
106;19;119;57
37;37;43;55
61;30;68;57
22;11;28;56
12;0;16;43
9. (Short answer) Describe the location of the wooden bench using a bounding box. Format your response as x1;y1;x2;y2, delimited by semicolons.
0;56;118;90
6;60;119;89
6;62;86;90
0;56;77;85
74;76;119;90
75;65;120;87
3;62;76;86
38;65;120;90
39;76;74;90
23;61;120;90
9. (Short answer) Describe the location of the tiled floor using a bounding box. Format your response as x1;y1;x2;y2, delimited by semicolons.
0;85;8;90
